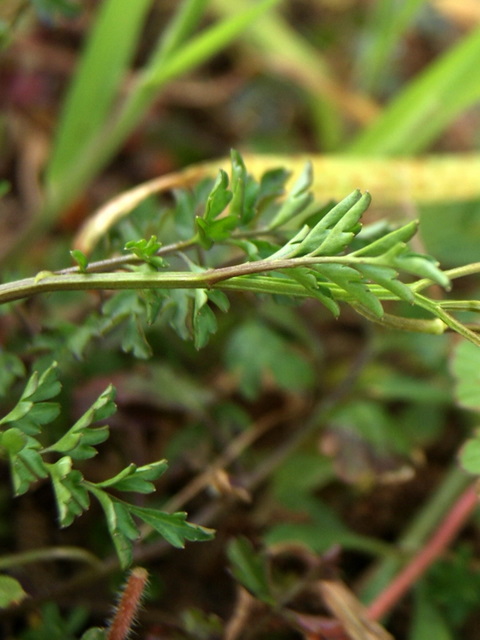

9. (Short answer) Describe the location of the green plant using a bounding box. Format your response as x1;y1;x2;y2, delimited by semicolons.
5;2;480;638
2;151;479;345
0;361;212;600
1;150;480;634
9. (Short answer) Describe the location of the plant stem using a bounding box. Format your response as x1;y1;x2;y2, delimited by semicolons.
107;567;149;640
414;293;480;346
412;262;480;293
353;303;446;335
60;237;199;275
367;483;478;621
359;464;473;604
0;257;362;304
2;253;480;344
0;255;453;304
0;546;100;570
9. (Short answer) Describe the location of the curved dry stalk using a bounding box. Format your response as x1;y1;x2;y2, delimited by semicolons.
74;154;480;253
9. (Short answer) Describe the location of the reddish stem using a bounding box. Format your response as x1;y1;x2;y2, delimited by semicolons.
107;567;149;640
367;483;478;621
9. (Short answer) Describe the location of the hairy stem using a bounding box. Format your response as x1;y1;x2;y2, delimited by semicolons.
107;567;149;640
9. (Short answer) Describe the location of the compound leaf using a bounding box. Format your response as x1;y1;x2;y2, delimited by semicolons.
0;362;61;434
128;504;214;549
47;385;115;459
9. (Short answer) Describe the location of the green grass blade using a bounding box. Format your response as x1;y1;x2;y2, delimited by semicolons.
354;0;428;94
349;24;480;155
41;0;281;221
139;0;282;89
46;0;152;187
153;0;209;61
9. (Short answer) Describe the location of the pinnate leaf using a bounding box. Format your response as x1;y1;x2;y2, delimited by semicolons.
193;290;218;350
0;362;61;434
383;244;449;289
204;170;232;221
352;220;418;257
24;362;62;402
268;189;366;258
310;191;370;257
124;236;166;268
287;267;340;316
128;504;214;548
47;385;115;459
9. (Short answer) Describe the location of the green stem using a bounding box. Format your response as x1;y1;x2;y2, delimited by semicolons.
354;303;447;335
412;262;480;293
0;255;395;305
0;546;100;570
414;293;480;346
2;256;480;346
439;300;480;312
59;236;198;275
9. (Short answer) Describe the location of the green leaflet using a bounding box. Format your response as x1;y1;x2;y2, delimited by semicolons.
0;574;28;608
268;161;314;229
70;249;89;273
46;385;115;459
94;460;168;493
0;362;62;434
227;537;275;605
48;458;90;527
267;189;369;259
356;263;414;304
127;505;214;549
91;486;214;568
315;263;384;318
90;489;139;568
352;220;418;257
1;429;47;496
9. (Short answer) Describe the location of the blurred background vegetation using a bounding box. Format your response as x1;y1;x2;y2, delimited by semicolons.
2;1;480;639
